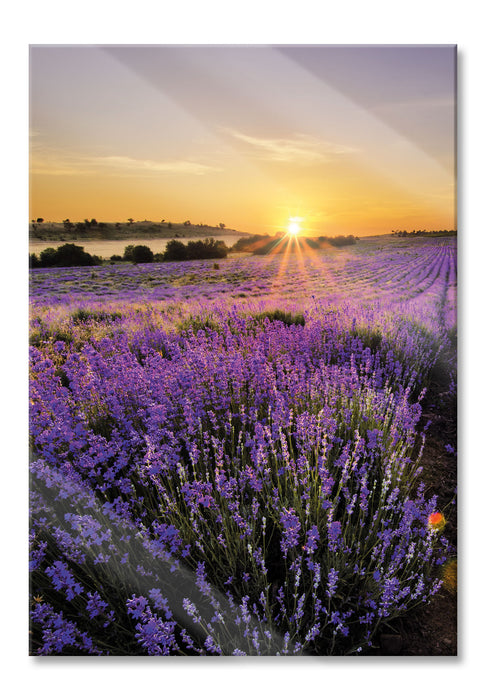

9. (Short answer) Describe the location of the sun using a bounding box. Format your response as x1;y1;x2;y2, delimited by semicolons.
287;217;302;236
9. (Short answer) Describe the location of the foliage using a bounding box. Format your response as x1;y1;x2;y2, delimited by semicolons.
123;245;135;261
30;244;100;268
318;235;358;248
163;239;187;261
132;245;155;264
231;233;275;253
233;234;359;256
185;238;228;260
164;238;228;261
391;230;457;238
253;309;306;327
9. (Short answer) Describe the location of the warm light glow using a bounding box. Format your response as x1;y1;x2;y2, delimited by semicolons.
287;218;302;236
28;46;457;236
428;512;446;532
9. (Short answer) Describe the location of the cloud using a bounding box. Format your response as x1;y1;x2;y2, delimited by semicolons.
94;155;219;175
224;128;356;163
30;139;219;177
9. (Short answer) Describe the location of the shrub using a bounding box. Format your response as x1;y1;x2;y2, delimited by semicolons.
177;315;222;334
123;245;135;261
36;244;98;268
71;308;122;324
253;309;306;327
163;239;187;262
231;234;274;253
39;247;59;267
132;245;154;264
163;238;228;262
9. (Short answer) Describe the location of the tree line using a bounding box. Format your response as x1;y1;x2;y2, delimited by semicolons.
29;218;230;242
29;238;229;268
29;244;102;268
232;233;358;255
391;229;457;238
112;239;229;263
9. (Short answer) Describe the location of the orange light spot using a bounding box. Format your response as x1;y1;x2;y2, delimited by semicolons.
428;512;446;531
442;559;457;593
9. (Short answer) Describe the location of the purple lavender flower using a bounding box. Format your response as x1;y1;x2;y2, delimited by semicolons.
45;561;84;601
280;507;301;556
86;591;108;619
126;595;148;620
327;568;339;597
304;524;320;554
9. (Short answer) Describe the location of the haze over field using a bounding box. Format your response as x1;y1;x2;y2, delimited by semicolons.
30;45;456;237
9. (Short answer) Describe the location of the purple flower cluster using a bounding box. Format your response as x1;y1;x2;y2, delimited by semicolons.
126;595;179;655
29;238;456;655
31;601;100;655
280;508;301;557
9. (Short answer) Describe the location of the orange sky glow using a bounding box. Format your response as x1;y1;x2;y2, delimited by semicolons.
30;45;456;236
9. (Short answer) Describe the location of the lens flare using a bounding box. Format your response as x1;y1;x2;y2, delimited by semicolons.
287;217;303;236
428;512;446;532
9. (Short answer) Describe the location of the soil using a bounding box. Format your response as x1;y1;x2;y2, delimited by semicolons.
378;364;458;656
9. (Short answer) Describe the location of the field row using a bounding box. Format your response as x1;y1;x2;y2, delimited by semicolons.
29;237;457;655
30;238;456;332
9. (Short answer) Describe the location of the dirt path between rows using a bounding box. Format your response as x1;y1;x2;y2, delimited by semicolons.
381;365;457;656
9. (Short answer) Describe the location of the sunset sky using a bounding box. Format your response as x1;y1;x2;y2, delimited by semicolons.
29;45;456;236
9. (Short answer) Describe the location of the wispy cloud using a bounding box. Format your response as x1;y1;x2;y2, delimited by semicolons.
224;128;357;163
30;140;220;177
94;155;219;175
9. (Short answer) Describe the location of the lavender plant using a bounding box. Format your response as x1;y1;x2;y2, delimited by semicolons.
29;239;456;655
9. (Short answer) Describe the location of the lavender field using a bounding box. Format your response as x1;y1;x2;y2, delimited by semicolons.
29;236;457;655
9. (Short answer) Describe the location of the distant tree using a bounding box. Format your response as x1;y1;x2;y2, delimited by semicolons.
160;219;165;224
123;245;135;261
63;219;74;232
29;253;39;268
127;218;134;226
90;218;98;228
39;247;58;267
40;243;100;267
219;223;226;229
36;218;44;224
110;254;123;261
184;220;191;227
186;237;228;260
163;239;187;261
230;233;272;253
131;244;154;263
328;235;357;248
315;235;357;248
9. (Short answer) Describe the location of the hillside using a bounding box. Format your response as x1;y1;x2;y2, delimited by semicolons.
29;219;252;242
